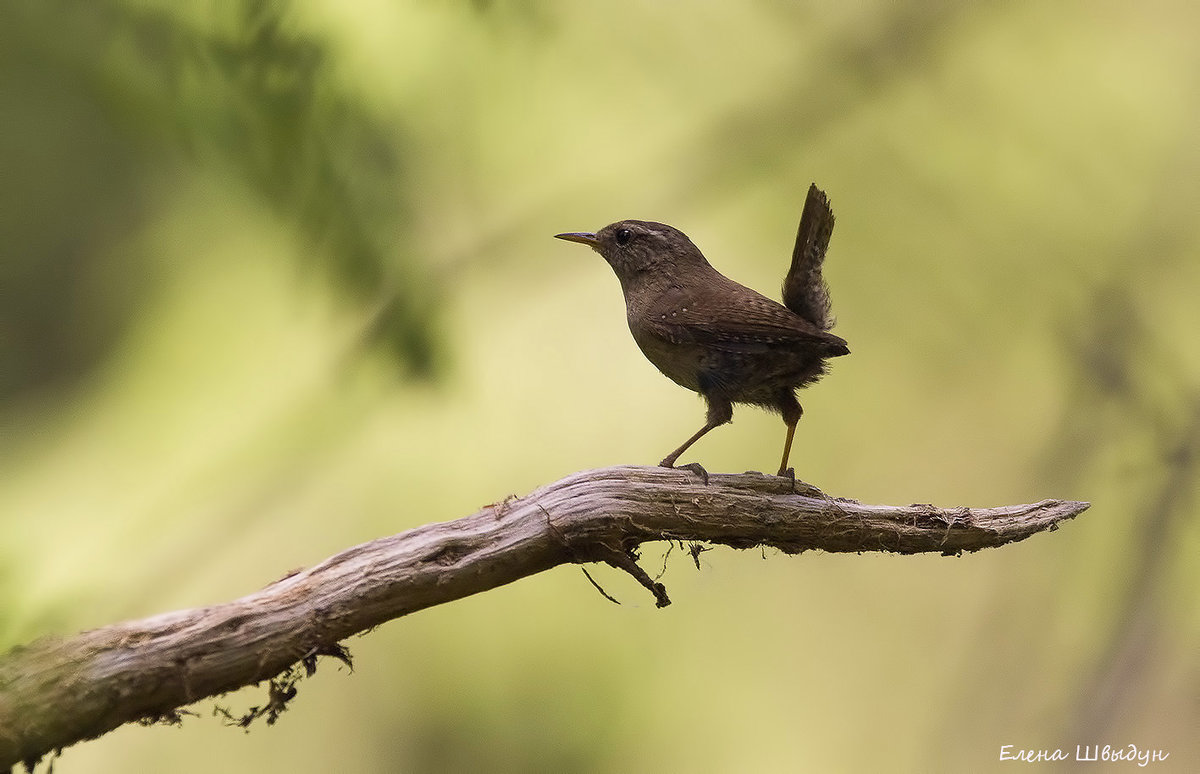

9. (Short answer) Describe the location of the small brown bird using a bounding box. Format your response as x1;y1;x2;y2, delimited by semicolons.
555;184;849;477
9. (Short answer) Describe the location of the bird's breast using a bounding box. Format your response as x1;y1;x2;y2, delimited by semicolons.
628;318;704;393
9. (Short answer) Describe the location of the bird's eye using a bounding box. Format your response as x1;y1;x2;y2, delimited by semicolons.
615;228;633;246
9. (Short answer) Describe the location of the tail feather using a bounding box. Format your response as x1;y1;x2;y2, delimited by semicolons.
782;183;836;331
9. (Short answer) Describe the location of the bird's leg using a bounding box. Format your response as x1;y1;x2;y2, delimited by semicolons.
659;395;733;476
776;392;803;478
659;423;720;468
778;424;797;480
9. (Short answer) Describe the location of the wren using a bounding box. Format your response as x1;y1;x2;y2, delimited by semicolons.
555;183;849;477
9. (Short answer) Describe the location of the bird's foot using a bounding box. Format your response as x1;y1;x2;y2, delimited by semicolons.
661;459;710;485
679;462;710;484
775;468;828;498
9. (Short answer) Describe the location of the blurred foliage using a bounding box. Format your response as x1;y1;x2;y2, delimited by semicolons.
2;0;435;408
2;0;1198;772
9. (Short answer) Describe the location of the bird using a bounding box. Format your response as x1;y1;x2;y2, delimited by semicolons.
555;183;848;477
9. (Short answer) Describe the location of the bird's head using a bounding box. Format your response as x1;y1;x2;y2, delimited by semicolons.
555;220;708;285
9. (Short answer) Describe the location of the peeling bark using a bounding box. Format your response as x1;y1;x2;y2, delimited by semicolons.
0;466;1089;769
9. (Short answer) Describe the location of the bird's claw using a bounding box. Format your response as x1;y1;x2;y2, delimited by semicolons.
662;460;710;485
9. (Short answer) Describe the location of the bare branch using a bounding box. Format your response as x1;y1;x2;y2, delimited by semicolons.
0;465;1088;769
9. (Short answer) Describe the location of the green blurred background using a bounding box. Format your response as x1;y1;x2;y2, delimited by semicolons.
3;0;1197;771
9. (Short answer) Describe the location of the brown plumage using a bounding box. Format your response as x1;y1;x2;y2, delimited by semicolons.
783;184;836;330
555;183;848;476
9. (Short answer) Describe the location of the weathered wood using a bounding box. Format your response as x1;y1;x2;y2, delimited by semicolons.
0;466;1089;768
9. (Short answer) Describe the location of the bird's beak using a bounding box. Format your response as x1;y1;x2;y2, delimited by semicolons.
554;232;599;247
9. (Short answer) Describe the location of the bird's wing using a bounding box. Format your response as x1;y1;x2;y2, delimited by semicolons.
641;283;848;355
782;183;835;330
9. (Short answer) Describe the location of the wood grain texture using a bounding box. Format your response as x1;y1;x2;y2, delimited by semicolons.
0;466;1089;768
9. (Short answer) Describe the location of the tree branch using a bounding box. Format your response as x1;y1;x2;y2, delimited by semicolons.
0;465;1088;769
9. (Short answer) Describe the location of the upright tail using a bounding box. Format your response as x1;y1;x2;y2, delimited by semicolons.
782;183;836;331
